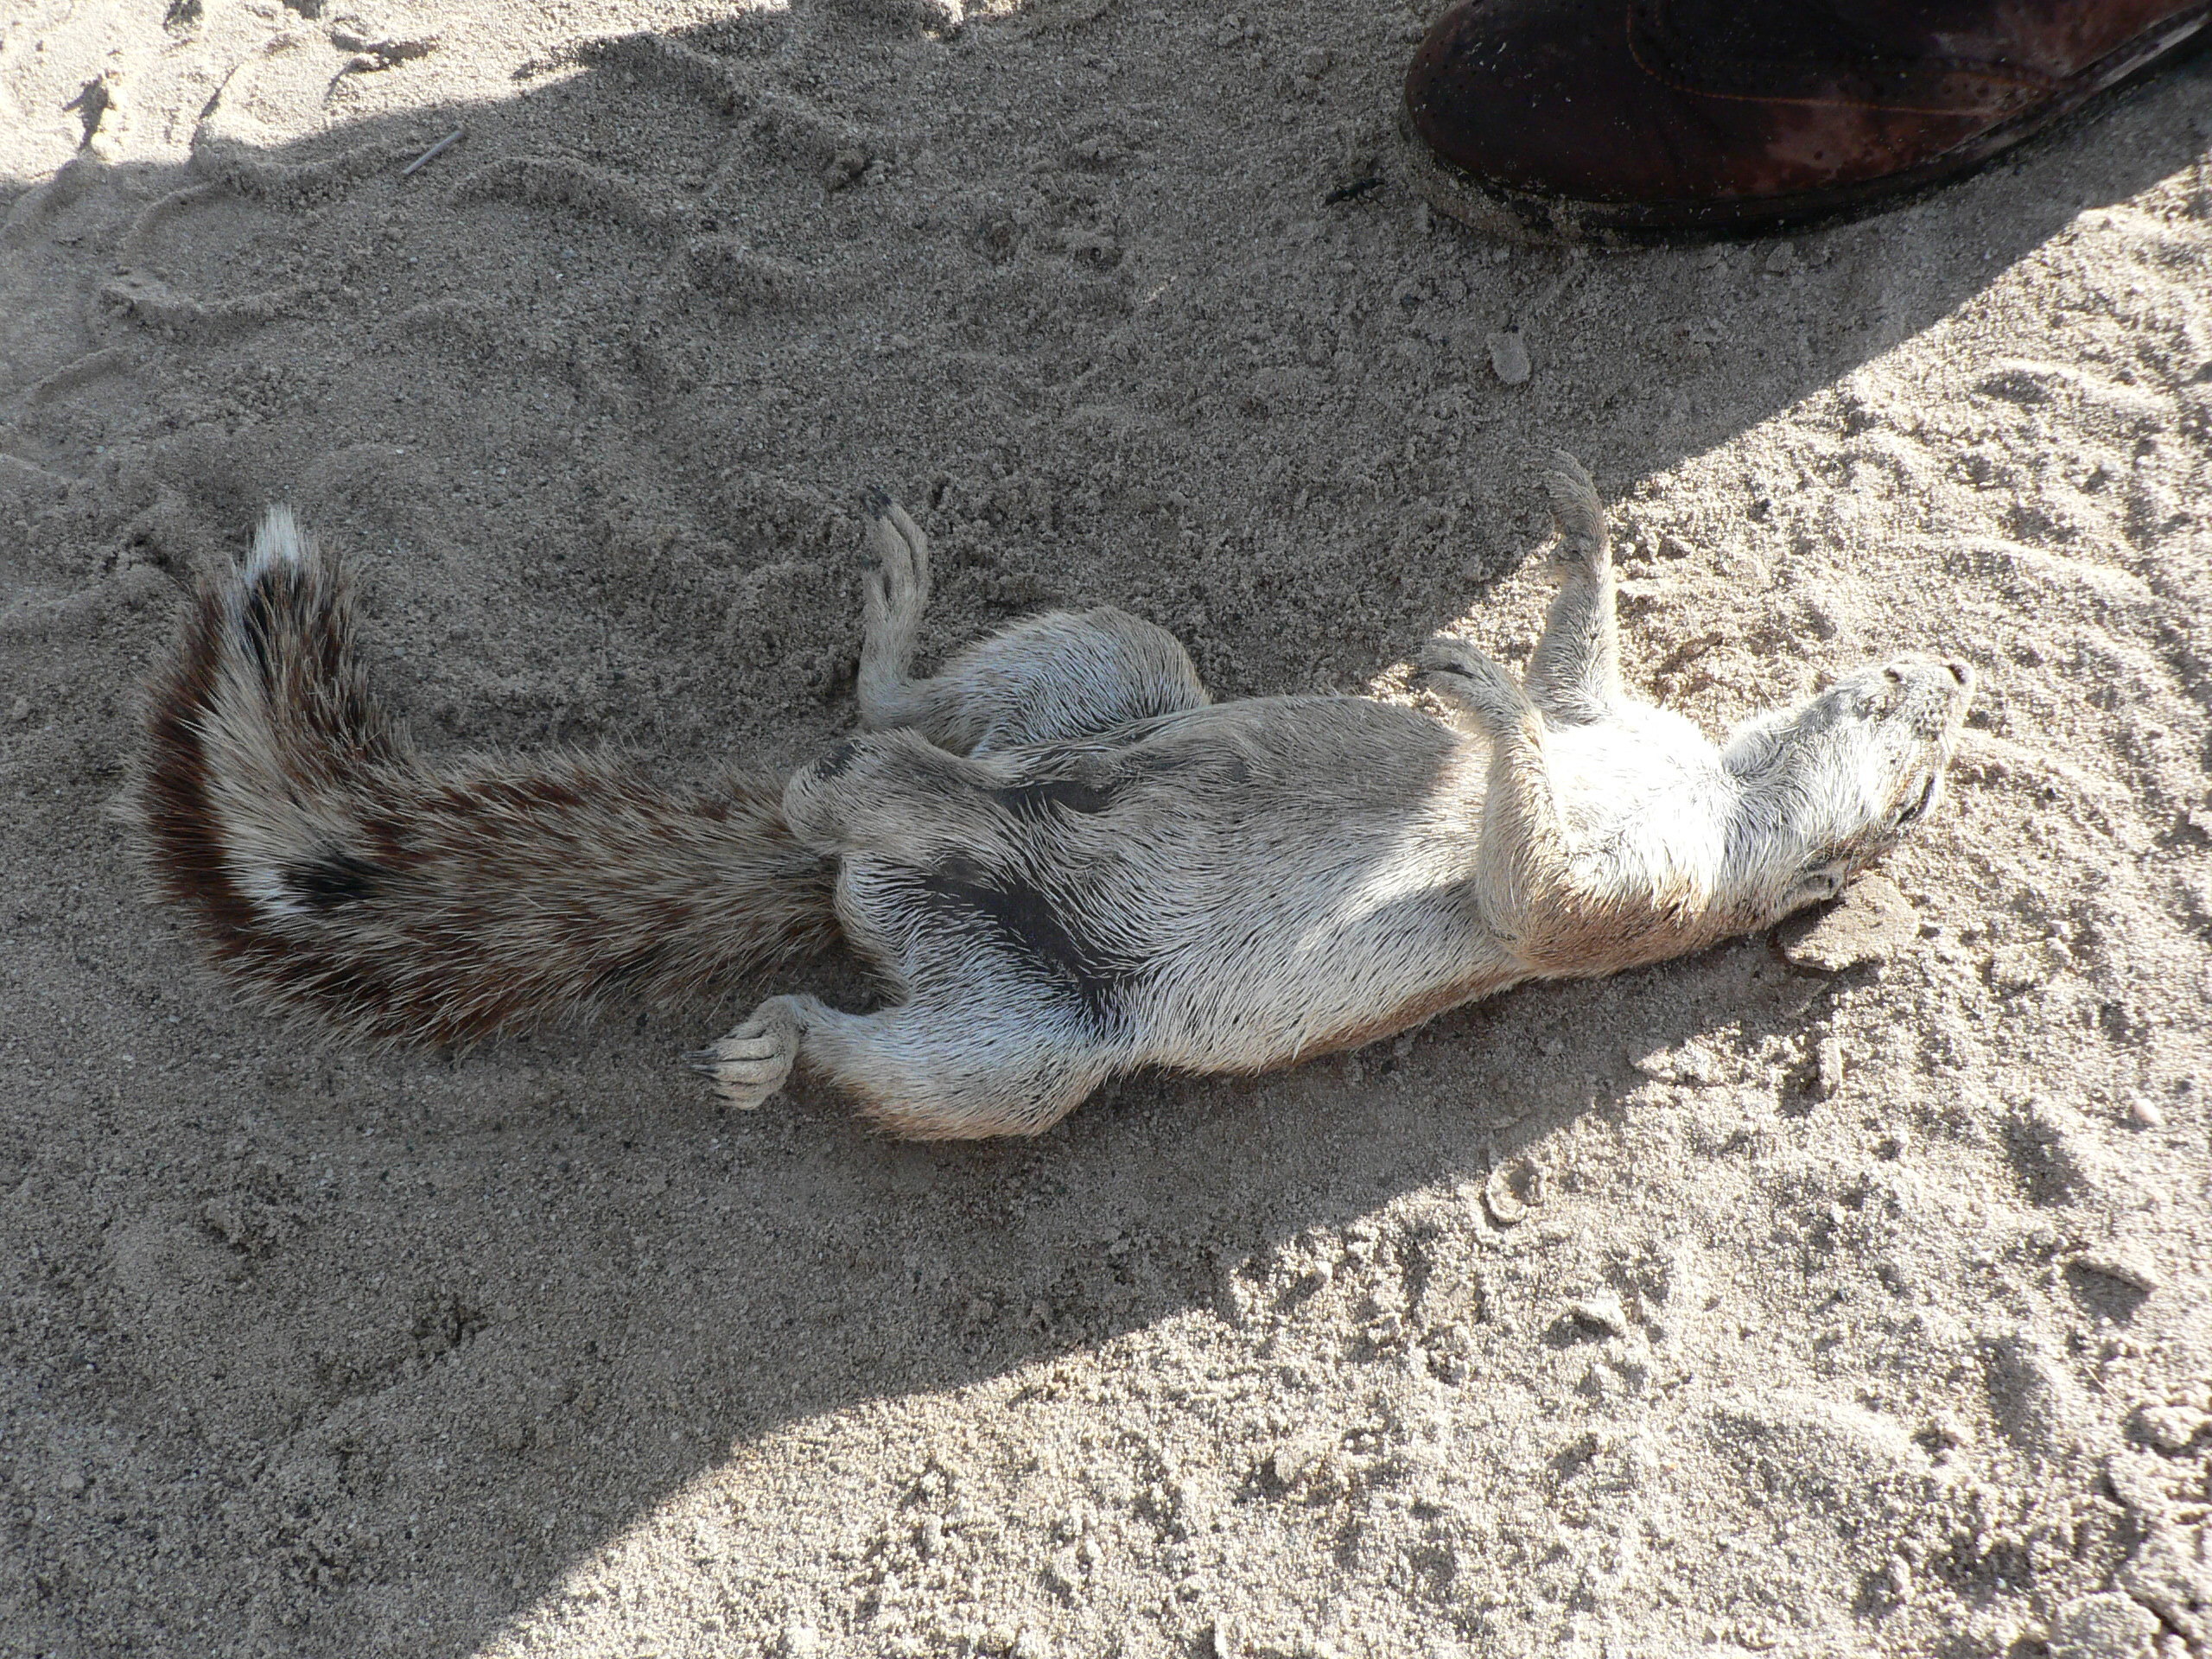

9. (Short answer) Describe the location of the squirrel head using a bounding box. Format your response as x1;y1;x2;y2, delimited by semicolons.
1720;654;1976;924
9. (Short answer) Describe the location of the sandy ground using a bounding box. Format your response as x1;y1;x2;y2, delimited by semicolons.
3;2;2211;1656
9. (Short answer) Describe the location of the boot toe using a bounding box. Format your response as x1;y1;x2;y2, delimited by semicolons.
1402;0;2209;233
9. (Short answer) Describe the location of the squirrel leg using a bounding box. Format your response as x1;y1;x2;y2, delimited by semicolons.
783;729;1013;860
850;498;1208;753
856;497;938;733
829;1014;1116;1140
694;993;1116;1139
1522;451;1622;728
1420;638;1580;961
923;608;1210;753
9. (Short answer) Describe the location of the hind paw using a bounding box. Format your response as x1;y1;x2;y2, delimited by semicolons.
1536;450;1606;571
690;997;803;1110
861;497;931;632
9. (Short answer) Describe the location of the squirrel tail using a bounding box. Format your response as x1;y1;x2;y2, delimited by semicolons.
136;507;838;1046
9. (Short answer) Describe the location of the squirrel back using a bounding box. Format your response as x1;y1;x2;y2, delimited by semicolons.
137;509;837;1045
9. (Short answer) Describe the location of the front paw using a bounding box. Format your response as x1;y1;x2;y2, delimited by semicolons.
1421;637;1529;732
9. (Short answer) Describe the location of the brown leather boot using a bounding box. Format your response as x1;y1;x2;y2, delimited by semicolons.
1402;0;2211;243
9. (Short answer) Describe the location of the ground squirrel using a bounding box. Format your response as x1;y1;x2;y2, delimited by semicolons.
138;455;1974;1139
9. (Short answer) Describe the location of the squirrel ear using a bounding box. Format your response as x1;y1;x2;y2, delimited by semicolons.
1781;863;1848;915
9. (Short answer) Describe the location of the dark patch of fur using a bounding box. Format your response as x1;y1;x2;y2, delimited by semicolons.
283;850;390;910
238;578;280;683
811;740;862;782
141;590;261;951
915;860;1135;1027
992;776;1117;817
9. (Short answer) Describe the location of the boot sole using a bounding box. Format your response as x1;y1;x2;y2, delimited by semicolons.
1400;3;2212;246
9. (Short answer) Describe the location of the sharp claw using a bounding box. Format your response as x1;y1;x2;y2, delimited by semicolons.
866;486;893;517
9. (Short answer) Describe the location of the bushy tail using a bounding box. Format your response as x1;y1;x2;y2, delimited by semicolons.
137;508;838;1045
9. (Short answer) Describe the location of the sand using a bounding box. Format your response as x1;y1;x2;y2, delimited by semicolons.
3;3;2209;1656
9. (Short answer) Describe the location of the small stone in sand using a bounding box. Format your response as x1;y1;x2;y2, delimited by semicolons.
1484;1158;1541;1226
1813;1036;1847;1099
2071;1245;2159;1294
1487;328;1530;385
2131;1403;2208;1454
1567;1292;1628;1337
